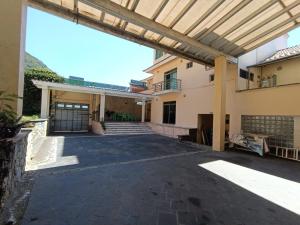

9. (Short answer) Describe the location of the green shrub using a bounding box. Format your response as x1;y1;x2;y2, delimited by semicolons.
23;69;64;115
0;91;23;139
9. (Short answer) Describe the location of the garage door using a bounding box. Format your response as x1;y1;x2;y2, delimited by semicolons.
51;102;90;132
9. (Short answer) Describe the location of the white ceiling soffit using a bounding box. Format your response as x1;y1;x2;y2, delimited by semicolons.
28;0;300;66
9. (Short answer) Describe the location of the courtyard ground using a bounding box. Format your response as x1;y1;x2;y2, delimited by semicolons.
21;134;300;225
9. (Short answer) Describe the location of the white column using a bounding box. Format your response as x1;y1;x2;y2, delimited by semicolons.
212;55;227;151
141;100;146;123
41;87;49;119
100;94;105;122
0;0;27;116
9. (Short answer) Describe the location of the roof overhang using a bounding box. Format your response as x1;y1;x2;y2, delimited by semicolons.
247;52;300;67
144;55;176;73
28;0;300;66
33;80;153;100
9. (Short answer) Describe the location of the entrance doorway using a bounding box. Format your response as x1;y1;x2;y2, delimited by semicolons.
145;102;151;122
197;114;230;146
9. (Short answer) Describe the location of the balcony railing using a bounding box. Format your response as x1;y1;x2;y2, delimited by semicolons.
152;78;182;93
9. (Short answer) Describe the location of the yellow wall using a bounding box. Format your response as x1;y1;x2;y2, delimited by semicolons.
0;0;27;115
150;58;236;128
260;58;300;85
105;96;142;120
148;57;300;147
243;57;300;90
53;90;91;104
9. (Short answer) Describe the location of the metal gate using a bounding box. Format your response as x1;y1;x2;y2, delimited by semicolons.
51;102;90;132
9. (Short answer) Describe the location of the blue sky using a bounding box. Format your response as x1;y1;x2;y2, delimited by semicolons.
26;7;153;86
26;7;300;86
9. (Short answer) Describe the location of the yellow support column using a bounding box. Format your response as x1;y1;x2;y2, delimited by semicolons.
0;0;27;115
100;94;106;122
212;55;227;151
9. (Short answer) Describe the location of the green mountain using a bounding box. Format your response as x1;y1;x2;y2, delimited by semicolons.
25;52;51;71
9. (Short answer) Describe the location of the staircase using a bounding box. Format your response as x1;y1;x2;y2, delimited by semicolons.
104;122;154;135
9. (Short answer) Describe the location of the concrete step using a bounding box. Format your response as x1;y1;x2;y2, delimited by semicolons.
105;124;148;127
105;129;155;132
104;122;154;135
104;132;155;136
105;126;150;129
105;127;152;130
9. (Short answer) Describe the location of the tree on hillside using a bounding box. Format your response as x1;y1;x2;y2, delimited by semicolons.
23;69;64;115
25;53;49;70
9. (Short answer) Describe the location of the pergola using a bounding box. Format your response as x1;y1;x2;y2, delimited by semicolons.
1;0;300;151
27;0;300;66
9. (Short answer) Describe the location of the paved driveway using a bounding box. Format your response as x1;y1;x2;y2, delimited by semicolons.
22;134;300;225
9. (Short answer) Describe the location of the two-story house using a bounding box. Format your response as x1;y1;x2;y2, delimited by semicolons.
141;34;300;161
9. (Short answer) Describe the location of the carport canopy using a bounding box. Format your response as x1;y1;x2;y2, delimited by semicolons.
28;0;300;66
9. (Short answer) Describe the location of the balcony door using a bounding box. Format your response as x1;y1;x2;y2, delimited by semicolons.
164;68;177;90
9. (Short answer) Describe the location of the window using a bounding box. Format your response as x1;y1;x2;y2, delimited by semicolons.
249;72;254;81
164;68;177;90
239;69;254;81
65;104;73;109
155;49;164;60
57;103;64;108
186;62;193;69
209;74;214;82
163;101;176;124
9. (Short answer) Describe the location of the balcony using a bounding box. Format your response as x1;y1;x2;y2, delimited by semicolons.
152;78;182;95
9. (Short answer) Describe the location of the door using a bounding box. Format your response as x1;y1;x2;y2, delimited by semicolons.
164;68;177;90
51;102;89;132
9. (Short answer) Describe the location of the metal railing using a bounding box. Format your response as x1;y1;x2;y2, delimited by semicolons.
152;78;182;92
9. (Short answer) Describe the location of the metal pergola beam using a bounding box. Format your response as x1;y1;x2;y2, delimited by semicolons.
80;0;234;60
278;0;295;20
170;0;225;51
140;0;169;37
183;0;225;35
231;12;300;55
121;0;140;30
195;0;253;40
156;0;196;43
116;0;130;28
28;0;214;66
169;0;197;29
241;22;300;55
210;0;278;46
221;0;300;53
